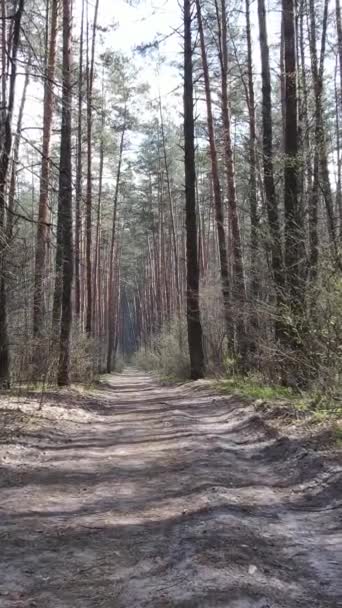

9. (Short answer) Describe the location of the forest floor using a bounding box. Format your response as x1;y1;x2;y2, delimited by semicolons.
0;369;341;608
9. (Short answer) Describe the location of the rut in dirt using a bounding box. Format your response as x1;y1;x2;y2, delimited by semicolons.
0;369;341;608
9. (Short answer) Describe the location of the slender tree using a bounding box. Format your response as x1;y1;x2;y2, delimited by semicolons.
57;0;73;386
106;110;126;373
257;0;284;334
196;0;231;344
0;0;25;388
75;0;85;321
85;0;100;335
184;0;205;379
283;0;305;312
33;0;59;339
245;0;259;346
336;0;342;103
218;0;247;357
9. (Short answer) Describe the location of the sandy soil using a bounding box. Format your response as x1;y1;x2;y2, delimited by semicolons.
0;369;341;607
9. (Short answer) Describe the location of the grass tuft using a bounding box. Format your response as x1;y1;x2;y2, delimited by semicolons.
216;375;295;401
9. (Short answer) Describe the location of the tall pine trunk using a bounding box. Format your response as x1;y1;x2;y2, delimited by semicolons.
33;0;58;339
75;0;85;322
219;0;247;359
57;0;73;386
85;0;100;335
257;0;284;337
336;0;342;106
245;0;259;348
282;0;305;359
184;0;205;379
0;0;25;388
196;0;231;346
106;114;126;373
7;57;30;243
309;0;338;271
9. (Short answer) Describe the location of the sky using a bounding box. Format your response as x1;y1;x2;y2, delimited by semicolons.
79;0;182;103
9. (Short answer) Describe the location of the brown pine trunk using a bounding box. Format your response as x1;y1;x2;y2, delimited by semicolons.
336;0;342;106
196;0;231;344
75;0;85;321
33;0;59;338
184;0;205;379
85;0;100;335
217;0;247;357
0;0;25;388
309;0;338;271
106;115;126;373
299;0;312;204
283;0;305;317
308;0;321;278
92;85;105;337
336;58;342;236
57;0;73;386
159;97;181;321
245;0;259;348
257;0;284;335
7;57;30;243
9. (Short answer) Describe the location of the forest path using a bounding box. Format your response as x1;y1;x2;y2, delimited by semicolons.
0;369;341;608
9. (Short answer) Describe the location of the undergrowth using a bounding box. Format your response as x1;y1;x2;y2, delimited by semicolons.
216;375;296;401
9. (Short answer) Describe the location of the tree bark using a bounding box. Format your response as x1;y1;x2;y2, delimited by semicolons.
245;0;259;346
33;0;59;338
57;0;73;386
106;113;126;373
184;0;205;379
214;0;247;356
85;0;100;335
309;0;338;270
75;0;85;322
196;0;231;345
283;0;304;309
7;56;30;243
257;0;284;335
0;0;25;388
336;0;342;107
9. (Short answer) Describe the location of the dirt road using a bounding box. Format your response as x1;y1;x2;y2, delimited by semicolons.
0;369;341;607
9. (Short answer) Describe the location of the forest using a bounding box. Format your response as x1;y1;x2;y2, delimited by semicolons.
1;2;342;605
1;0;342;396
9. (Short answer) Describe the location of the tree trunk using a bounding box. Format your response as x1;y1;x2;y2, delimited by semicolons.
336;0;342;107
7;56;30;243
245;0;259;346
196;0;231;345
219;0;246;355
0;0;25;388
93;79;105;338
335;57;342;236
57;0;73;386
159;97;181;321
75;0;85;322
85;0;100;335
282;0;305;332
106;114;126;373
257;0;284;335
184;0;205;379
309;0;338;270
33;0;58;339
